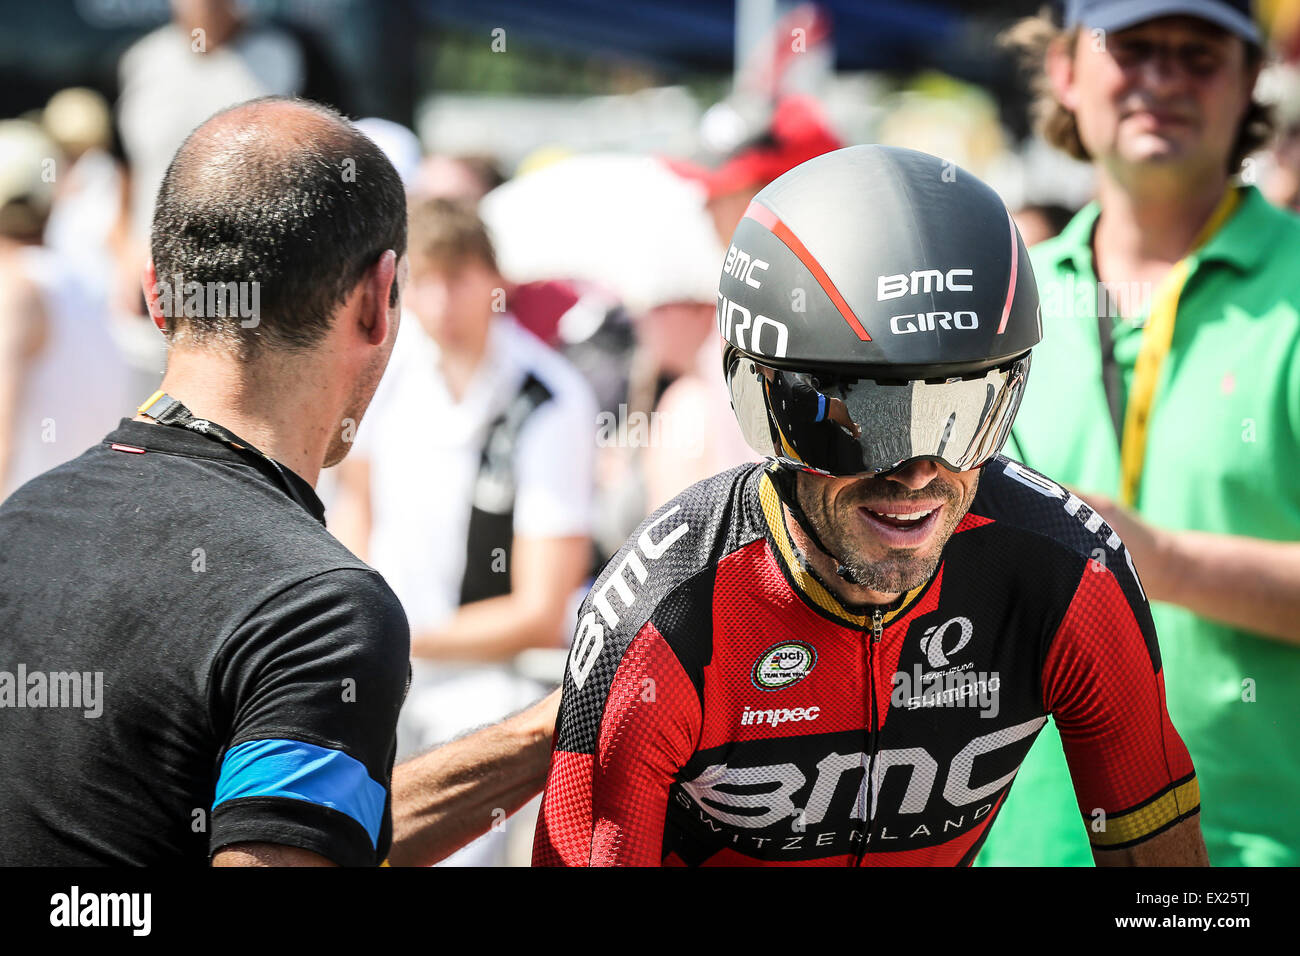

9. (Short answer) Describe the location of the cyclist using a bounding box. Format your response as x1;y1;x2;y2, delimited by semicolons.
533;144;1207;866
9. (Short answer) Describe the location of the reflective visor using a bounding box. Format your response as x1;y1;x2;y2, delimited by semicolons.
726;350;1031;476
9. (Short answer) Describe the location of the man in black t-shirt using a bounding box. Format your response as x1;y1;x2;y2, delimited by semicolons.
0;97;554;867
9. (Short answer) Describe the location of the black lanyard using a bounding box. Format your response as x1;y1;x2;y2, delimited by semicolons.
136;391;321;520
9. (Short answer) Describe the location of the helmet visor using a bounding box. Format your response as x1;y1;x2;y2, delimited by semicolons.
726;351;1031;476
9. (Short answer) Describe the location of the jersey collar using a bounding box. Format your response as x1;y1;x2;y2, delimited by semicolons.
104;419;326;524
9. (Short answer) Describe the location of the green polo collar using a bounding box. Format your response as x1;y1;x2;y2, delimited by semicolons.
1041;184;1279;276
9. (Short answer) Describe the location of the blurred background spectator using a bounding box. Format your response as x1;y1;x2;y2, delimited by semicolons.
981;0;1300;868
0;119;130;499
331;197;597;866
5;0;1300;865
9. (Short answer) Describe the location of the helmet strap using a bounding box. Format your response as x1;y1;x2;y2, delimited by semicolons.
769;463;867;587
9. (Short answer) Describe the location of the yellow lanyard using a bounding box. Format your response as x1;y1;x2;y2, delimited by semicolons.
1117;187;1240;506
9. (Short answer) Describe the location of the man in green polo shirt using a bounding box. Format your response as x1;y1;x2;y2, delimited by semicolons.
980;0;1300;867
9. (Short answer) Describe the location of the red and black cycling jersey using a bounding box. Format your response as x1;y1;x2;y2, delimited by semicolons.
533;458;1200;866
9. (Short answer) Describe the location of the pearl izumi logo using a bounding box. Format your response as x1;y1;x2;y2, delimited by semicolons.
752;641;817;690
897;616;1000;718
919;616;973;669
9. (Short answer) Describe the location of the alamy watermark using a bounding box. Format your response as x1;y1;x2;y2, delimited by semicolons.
891;664;1000;719
1041;274;1155;322
50;886;150;936
0;665;103;718
152;272;260;328
595;403;705;454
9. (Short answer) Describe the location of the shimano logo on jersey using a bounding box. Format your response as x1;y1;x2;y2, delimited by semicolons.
740;705;821;728
877;268;973;301
891;666;1001;718
888;311;979;335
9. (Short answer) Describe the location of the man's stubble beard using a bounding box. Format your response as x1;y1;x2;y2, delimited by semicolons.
795;468;978;595
323;345;391;469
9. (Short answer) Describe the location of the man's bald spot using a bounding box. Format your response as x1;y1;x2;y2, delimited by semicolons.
169;99;358;201
150;94;407;353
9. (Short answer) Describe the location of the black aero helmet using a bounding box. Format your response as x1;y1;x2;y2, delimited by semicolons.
721;144;1041;477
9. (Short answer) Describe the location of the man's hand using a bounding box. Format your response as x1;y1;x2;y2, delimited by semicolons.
1072;486;1300;645
826;397;862;439
1067;489;1174;599
388;688;559;867
410;535;589;661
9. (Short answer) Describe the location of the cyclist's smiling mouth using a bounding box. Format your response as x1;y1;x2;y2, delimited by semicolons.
855;501;945;549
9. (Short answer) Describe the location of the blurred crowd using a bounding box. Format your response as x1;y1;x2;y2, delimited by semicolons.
3;0;1299;867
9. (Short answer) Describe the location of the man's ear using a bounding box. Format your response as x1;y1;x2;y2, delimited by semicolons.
141;258;167;333
361;249;398;346
1045;33;1079;112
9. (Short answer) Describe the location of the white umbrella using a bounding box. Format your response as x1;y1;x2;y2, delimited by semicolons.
479;153;724;317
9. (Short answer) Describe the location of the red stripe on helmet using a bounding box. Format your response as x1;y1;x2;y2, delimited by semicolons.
743;200;871;342
996;211;1018;335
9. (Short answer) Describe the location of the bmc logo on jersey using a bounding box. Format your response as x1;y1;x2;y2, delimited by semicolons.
752;641;817;690
919;616;974;670
876;268;973;301
682;716;1047;830
567;506;690;690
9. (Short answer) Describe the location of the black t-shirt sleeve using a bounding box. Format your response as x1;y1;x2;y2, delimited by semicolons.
207;568;410;866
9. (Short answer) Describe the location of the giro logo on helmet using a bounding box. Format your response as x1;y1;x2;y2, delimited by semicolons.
877;268;974;301
717;293;790;358
889;311;980;335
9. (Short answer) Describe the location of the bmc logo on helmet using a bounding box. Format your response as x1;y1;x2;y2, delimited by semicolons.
723;244;770;289
889;311;979;335
877;268;973;301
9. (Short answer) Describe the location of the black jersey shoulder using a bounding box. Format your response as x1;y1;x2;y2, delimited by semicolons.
556;462;769;755
0;427;407;865
964;456;1158;662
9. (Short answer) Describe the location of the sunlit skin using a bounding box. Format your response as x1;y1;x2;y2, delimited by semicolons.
406;253;506;403
1050;16;1256;197
408;254;501;353
707;185;762;245
324;255;408;468
635;300;716;377
788;458;982;606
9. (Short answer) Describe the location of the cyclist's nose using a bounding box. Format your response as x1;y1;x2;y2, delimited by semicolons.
885;458;941;490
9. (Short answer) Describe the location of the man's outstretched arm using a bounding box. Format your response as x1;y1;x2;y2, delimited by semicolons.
387;689;560;867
